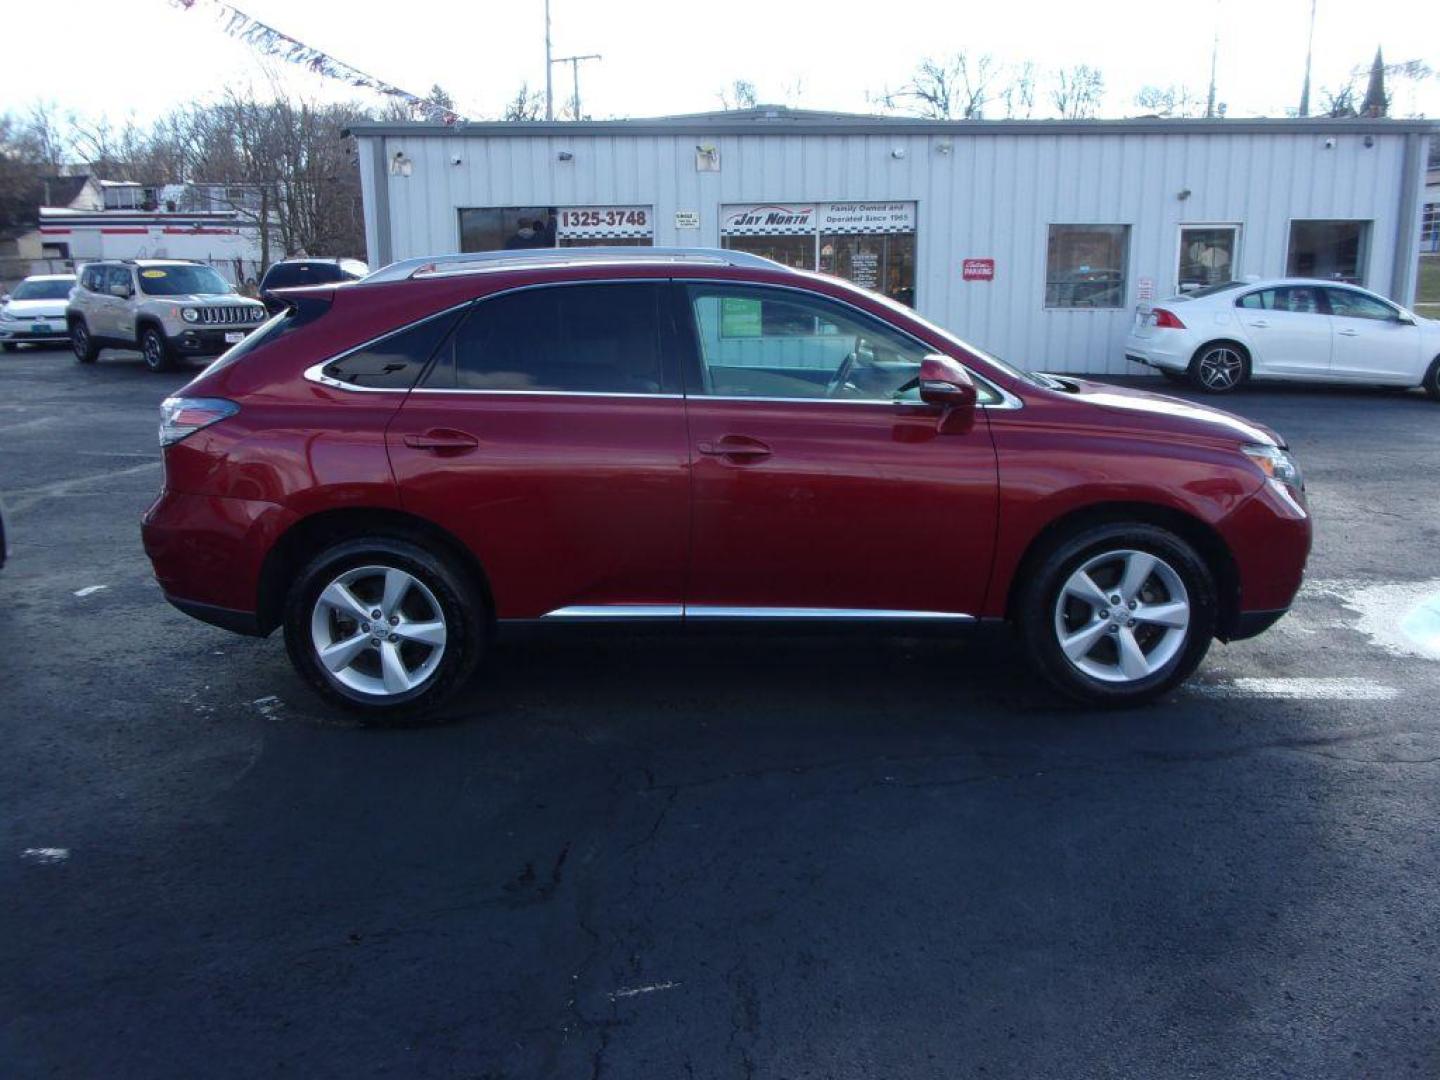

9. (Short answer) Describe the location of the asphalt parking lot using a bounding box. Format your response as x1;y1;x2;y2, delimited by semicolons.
3;343;1439;1078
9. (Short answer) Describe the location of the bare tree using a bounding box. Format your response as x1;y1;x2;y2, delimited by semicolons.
998;62;1037;119
1050;65;1105;119
1134;84;1206;118
719;79;759;111
878;53;996;119
502;83;545;122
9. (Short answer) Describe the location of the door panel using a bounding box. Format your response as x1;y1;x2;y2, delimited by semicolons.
1236;285;1331;376
685;399;998;615
1323;288;1423;383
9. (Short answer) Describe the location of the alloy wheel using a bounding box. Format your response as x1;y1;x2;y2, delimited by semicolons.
72;325;88;360
1196;347;1244;391
142;332;165;371
309;564;448;697
1052;549;1191;684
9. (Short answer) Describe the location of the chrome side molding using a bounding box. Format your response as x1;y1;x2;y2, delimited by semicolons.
539;604;973;622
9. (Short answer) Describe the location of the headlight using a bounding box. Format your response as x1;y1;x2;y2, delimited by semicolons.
0;308;14;321
181;308;199;323
1243;443;1304;493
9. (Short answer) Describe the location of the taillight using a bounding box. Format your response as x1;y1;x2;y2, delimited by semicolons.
159;397;239;446
1152;307;1186;329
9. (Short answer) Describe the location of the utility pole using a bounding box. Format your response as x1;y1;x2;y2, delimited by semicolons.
1299;0;1317;116
1204;0;1220;118
544;0;554;121
551;53;601;120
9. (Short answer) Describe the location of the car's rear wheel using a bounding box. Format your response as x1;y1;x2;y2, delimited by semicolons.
140;326;174;373
1016;523;1217;707
71;320;97;363
1189;343;1248;393
282;537;484;721
1423;357;1440;402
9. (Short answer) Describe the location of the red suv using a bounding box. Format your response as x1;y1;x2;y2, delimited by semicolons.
141;248;1311;717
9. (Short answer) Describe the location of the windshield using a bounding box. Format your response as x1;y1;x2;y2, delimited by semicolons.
11;279;73;301
137;265;229;296
263;262;346;290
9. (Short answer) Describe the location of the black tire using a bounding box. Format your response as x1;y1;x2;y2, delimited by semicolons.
71;320;98;363
282;536;485;722
1;342;16;353
140;326;174;373
1188;342;1249;394
1424;357;1440;402
1015;522;1217;707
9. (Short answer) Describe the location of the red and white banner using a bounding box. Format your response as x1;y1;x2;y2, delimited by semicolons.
962;258;995;281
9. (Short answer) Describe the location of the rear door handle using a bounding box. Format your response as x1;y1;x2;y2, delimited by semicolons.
403;428;479;453
1337;328;1359;337
697;435;772;460
1247;320;1270;328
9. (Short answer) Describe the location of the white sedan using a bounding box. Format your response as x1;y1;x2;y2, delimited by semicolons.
0;274;76;351
1123;278;1440;399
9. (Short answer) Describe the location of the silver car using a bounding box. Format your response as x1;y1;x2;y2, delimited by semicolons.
67;260;266;372
0;274;76;351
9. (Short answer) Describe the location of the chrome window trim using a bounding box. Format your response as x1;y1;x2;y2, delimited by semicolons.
411;388;683;400
302;300;474;393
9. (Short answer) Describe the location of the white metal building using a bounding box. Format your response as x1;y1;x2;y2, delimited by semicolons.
350;108;1435;375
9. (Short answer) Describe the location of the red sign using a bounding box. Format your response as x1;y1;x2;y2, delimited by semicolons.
962;258;995;281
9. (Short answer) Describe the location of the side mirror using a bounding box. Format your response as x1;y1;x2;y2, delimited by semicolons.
1395;311;1416;326
918;354;978;434
108;283;131;298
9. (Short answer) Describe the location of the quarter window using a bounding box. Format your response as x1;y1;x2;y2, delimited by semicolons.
321;310;463;389
685;283;959;402
1324;288;1395;321
1045;225;1130;308
428;284;666;394
1287;220;1369;284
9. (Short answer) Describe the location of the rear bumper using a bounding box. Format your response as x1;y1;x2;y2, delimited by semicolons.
142;488;295;633
1122;334;1190;372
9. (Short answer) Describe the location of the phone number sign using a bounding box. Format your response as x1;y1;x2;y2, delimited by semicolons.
557;206;653;239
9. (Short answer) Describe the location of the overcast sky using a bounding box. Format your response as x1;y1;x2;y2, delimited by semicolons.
3;0;1438;128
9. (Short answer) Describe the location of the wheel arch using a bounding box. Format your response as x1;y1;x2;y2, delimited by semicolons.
255;507;496;635
1190;337;1252;372
1003;500;1242;638
135;315;167;341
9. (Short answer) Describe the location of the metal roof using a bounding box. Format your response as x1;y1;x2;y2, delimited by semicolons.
347;105;1437;139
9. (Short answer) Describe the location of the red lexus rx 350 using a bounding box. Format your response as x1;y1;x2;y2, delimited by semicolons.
142;248;1311;717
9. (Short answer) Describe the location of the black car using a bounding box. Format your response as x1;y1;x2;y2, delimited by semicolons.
257;257;369;314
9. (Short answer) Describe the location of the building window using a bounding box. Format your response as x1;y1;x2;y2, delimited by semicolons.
720;202;917;307
1178;225;1238;292
1045;224;1130;308
1422;203;1439;253
1286;220;1369;284
458;206;653;253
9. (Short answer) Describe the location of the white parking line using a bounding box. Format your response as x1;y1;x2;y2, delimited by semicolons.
1309;578;1440;662
609;981;681;1000
1190;677;1399;701
21;848;70;865
72;585;108;598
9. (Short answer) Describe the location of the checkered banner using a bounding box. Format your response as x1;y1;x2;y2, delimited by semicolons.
721;204;817;236
556;206;653;240
721;202;915;236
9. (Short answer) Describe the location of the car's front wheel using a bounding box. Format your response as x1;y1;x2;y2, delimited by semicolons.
1016;523;1217;707
1423;357;1440;402
140;326;174;373
1189;343;1248;393
282;537;485;721
71;320;98;363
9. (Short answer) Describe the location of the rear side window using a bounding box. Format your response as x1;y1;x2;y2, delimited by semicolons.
424;283;665;394
322;309;463;389
263;262;346;290
1237;287;1323;314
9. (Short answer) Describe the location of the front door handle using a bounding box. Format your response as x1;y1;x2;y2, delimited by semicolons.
403;428;479;453
1337;328;1359;337
696;435;772;460
1247;320;1270;328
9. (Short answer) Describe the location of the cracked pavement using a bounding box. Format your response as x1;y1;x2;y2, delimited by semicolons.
3;346;1439;1077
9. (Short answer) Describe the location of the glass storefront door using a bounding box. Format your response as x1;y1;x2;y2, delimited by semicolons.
819;233;916;307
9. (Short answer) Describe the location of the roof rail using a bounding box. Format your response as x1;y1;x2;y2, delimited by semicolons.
361;246;789;283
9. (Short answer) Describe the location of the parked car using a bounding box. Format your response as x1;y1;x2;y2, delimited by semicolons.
258;257;368;314
67;260;267;372
141;247;1311;719
0;274;76;351
1125;277;1440;396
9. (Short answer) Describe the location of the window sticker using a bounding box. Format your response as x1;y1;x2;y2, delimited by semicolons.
720;297;763;338
141;269;168;278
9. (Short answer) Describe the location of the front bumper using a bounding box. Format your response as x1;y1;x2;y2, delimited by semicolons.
0;320;68;344
170;326;258;356
142;488;296;634
1215;479;1313;641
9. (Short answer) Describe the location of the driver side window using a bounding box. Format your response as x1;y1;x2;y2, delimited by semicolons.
684;284;932;401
